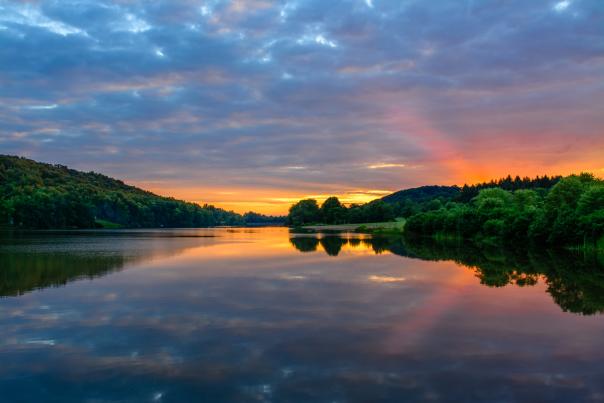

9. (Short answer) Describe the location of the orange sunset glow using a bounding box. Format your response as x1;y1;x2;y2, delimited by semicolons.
134;152;604;215
3;1;604;401
2;0;603;215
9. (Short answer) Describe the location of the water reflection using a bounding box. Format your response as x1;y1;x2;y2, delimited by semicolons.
290;233;604;315
289;237;319;253
4;228;603;316
290;235;374;256
0;230;214;297
2;228;604;402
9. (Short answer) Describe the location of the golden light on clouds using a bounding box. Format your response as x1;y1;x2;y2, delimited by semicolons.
367;163;408;169
368;275;407;283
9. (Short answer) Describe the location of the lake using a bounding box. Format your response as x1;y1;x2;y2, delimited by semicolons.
1;227;604;402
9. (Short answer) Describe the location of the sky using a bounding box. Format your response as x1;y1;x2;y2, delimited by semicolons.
0;0;603;214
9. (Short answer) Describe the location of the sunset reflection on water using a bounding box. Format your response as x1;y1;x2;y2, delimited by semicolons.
1;228;603;402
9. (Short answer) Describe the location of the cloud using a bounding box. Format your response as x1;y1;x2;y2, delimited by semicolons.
367;163;408;170
368;275;406;283
553;1;571;12
0;0;602;213
0;3;87;37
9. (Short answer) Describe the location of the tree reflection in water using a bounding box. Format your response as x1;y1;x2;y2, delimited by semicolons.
0;230;209;298
290;233;604;315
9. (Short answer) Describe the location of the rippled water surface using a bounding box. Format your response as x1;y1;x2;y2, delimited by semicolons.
1;228;604;402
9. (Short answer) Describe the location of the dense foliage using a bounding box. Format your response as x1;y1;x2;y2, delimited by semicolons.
385;175;561;218
286;173;602;249
405;173;604;248
287;197;396;226
0;155;281;229
287;175;563;226
456;175;561;202
382;185;460;204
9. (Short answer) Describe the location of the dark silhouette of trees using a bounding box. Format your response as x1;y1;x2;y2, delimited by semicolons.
287;199;321;226
320;197;347;224
320;236;347;256
243;212;286;225
289;237;320;252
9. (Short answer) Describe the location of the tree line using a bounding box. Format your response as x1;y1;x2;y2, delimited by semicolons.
287;173;604;249
287;197;397;226
405;173;604;248
0;155;283;229
288;175;563;226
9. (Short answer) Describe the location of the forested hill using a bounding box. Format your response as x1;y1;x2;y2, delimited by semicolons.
381;175;562;206
382;185;460;204
287;175;566;226
0;155;259;229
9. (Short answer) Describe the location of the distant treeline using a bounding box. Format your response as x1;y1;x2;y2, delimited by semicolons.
242;212;286;225
0;155;284;229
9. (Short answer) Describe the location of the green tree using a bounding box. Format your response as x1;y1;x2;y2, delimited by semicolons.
320;197;347;224
288;199;321;226
474;188;512;211
577;185;604;216
513;189;540;211
363;200;395;222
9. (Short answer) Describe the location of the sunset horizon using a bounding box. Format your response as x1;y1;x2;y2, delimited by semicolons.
6;151;603;215
133;165;604;215
2;0;603;215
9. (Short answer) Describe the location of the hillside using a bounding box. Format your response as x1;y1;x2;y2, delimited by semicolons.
381;176;562;206
0;155;245;229
381;185;461;204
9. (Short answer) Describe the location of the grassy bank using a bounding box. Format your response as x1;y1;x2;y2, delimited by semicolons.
301;219;405;234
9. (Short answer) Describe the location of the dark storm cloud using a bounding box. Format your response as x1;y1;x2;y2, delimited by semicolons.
0;0;603;208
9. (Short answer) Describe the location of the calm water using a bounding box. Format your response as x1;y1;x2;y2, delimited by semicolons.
1;228;604;402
